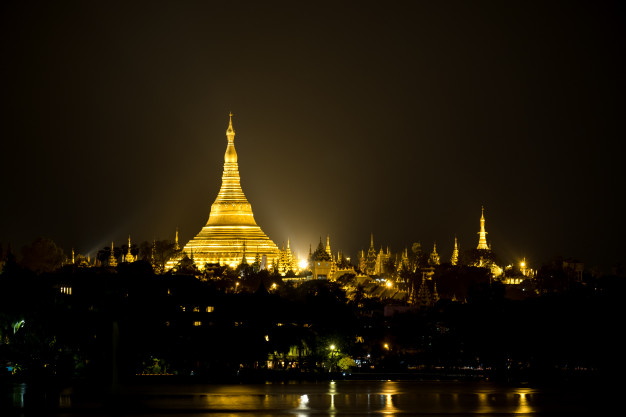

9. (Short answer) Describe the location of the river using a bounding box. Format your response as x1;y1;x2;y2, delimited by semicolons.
2;378;610;416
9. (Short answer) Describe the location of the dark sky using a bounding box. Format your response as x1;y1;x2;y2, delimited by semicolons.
1;1;624;272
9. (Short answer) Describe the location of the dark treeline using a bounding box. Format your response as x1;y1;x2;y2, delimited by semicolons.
0;244;623;387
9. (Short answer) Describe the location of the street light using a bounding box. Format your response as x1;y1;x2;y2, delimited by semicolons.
329;344;337;372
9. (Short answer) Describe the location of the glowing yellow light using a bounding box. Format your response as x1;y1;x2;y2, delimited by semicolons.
384;343;389;350
165;115;280;272
265;335;269;341
521;261;526;268
330;344;335;350
299;259;308;270
386;280;393;288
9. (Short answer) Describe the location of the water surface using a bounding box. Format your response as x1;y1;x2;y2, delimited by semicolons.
3;379;606;416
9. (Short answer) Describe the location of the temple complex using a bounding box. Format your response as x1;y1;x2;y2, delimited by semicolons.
173;114;279;270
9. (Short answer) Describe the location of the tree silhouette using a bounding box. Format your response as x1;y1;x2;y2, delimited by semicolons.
20;237;65;273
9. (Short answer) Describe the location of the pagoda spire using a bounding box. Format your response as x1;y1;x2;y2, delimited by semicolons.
477;206;489;250
429;242;440;266
325;235;331;257
175;227;180;250
226;111;235;142
451;237;459;266
125;235;136;263
109;241;117;267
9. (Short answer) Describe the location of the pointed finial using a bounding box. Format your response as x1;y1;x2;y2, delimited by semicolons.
226;112;235;142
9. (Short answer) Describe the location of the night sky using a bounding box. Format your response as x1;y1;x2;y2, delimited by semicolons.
1;1;624;272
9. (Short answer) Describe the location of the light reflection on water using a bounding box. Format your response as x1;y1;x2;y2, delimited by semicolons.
2;379;600;416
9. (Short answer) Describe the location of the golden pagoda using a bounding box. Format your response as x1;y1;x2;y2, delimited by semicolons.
178;114;279;269
428;242;440;266
477;206;489;250
450;237;459;266
108;241;117;267
124;235;136;263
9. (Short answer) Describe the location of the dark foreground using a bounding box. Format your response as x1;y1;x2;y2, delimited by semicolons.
1;376;615;416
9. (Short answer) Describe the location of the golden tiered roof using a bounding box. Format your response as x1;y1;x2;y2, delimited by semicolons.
181;114;279;269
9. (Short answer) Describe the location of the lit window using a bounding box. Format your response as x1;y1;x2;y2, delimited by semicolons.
60;286;72;295
193;321;202;327
193;306;200;313
206;306;215;313
180;306;186;312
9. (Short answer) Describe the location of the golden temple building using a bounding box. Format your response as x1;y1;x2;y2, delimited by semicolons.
172;114;279;270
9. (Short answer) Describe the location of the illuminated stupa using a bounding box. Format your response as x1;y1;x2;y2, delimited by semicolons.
477;206;490;250
450;237;459;266
180;114;279;269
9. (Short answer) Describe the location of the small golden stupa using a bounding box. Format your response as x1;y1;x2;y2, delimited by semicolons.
180;113;279;269
477;206;489;250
